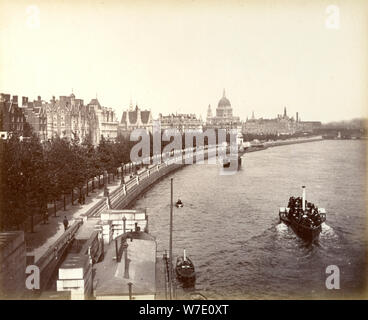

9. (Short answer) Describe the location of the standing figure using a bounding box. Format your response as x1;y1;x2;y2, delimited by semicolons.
63;216;69;231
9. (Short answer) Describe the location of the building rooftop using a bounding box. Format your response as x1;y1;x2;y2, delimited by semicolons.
88;98;101;107
218;89;231;108
121;107;151;125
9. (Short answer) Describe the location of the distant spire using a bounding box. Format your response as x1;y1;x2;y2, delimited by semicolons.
207;104;213;119
284;106;287;117
252;111;255;120
223;88;226;98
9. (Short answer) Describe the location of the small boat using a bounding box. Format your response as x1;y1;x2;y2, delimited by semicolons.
279;186;326;242
175;249;195;286
175;199;183;208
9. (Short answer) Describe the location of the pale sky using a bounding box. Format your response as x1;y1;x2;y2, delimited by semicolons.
0;0;367;123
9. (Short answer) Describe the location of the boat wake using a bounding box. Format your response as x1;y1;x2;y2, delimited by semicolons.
275;222;288;234
320;223;338;240
275;222;298;241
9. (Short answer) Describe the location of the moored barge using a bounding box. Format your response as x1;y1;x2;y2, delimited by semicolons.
175;249;196;287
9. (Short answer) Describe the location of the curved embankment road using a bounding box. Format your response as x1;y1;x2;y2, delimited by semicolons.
86;145;220;217
86;136;323;218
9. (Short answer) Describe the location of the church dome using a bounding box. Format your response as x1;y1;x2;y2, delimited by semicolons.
218;89;231;108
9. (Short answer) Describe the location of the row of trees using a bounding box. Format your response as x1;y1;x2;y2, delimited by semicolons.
242;131;316;142
0;132;137;231
0;128;232;231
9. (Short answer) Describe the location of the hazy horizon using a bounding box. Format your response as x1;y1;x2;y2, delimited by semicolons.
1;0;367;123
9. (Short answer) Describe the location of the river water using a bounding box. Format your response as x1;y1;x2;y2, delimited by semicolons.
130;140;367;299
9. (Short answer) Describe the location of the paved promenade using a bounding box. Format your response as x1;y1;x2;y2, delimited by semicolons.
25;180;123;261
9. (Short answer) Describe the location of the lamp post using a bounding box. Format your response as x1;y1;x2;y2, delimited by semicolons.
168;178;174;300
103;170;108;196
120;163;124;185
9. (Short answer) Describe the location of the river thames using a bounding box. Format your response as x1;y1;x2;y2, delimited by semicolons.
130;140;367;299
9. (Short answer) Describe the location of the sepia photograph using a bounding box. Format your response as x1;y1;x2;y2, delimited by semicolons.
0;0;367;304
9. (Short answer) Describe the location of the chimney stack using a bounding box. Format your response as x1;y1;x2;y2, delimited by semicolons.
22;96;28;106
1;93;10;102
12;95;18;104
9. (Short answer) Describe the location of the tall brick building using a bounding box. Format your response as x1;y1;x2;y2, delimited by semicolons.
1;92;120;145
45;93;95;142
0;93;26;139
21;96;47;141
44;93;118;145
87;98;119;145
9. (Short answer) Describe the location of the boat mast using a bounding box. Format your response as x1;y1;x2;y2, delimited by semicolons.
169;178;174;299
302;186;306;211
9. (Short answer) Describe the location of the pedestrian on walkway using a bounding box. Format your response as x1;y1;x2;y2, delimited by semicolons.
42;210;49;224
63;216;69;231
